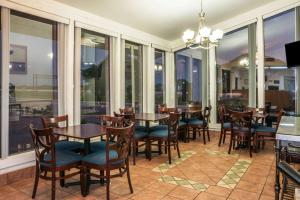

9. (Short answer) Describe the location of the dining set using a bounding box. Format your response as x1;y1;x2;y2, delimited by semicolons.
218;104;284;157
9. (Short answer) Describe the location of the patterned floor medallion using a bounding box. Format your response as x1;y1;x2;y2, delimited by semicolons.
158;175;209;191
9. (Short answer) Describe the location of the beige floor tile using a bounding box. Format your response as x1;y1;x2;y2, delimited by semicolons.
228;189;260;200
194;192;227;200
167;186;200;200
205;185;232;198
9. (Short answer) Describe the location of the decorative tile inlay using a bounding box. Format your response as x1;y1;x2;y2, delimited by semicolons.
158;175;209;191
152;151;196;173
217;159;252;189
205;149;239;157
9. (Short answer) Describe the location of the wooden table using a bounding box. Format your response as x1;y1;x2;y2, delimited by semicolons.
53;124;106;196
135;113;169;159
275;116;300;200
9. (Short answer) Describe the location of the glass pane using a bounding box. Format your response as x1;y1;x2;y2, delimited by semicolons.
80;30;110;124
9;12;58;155
175;48;202;106
125;42;143;113
155;49;165;109
216;27;249;111
264;10;295;115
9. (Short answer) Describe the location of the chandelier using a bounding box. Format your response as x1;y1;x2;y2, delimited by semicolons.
182;0;224;50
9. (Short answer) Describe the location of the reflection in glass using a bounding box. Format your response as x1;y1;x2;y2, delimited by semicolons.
9;12;58;155
216;27;249;111
125;42;143;113
80;30;110;124
264;10;295;115
175;48;202;106
155;49;165;109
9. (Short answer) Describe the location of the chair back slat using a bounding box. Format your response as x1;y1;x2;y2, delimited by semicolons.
119;107;134;115
29;124;56;166
168;112;180;135
227;109;253;132
99;115;124;127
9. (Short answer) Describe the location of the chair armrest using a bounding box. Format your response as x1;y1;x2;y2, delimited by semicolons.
288;143;300;149
277;161;300;185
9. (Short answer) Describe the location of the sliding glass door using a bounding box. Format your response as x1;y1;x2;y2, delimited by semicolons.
154;49;165;109
80;29;110;124
9;11;58;155
124;41;143;113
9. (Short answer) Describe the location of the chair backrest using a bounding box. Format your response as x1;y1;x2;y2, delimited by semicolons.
227;109;253;133
218;104;226;124
246;107;266;114
42;115;68;128
203;105;212;123
106;123;135;164
119;107;134;114
168;112;180;136
99;115;124;127
29;124;56;166
274;109;285;131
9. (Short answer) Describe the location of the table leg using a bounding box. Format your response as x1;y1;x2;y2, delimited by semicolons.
275;139;281;200
83;139;91;196
145;121;151;160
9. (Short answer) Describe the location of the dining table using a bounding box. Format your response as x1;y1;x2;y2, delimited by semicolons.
53;123;107;196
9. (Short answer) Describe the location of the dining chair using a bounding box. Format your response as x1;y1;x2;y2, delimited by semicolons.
114;112;147;165
148;112;181;164
188;105;211;144
29;124;81;200
41;115;83;152
228;110;254;157
218;104;231;146
255;109;284;150
90;115;124;153
80;123;135;200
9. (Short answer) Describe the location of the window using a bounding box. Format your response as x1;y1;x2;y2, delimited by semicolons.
264;10;295;115
216;26;250;111
154;49;165;109
80;30;110;124
175;48;202;106
9;11;58;155
125;41;143;113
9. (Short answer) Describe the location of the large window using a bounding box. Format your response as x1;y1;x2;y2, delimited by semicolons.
125;41;143;113
9;11;58;155
264;10;295;115
80;30;110;124
216;26;250;111
154;49;165;109
175;48;202;106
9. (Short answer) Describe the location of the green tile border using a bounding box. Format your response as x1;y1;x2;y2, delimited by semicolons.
158;175;209;191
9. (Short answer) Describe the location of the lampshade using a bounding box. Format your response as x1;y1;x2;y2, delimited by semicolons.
199;27;211;38
182;29;195;42
212;29;224;40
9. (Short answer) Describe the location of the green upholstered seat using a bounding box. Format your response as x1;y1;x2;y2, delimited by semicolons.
55;141;83;151
42;151;81;167
81;150;123;166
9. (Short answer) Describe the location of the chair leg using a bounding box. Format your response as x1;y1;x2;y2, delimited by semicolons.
59;171;65;187
158;140;162;155
218;129;223;146
80;167;88;197
100;170;105;185
164;141;167;154
207;128;210;142
106;169;110;200
32;164;40;198
202;128;206;144
223;131;227;144
228;134;233;154
168;140;171;164
51;170;56;200
249;137;252;158
176;140;181;158
132;140;136;165
126;159;133;193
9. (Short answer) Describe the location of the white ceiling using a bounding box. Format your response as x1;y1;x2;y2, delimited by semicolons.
54;0;277;41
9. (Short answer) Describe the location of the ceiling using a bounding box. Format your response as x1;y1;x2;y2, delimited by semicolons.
55;0;277;41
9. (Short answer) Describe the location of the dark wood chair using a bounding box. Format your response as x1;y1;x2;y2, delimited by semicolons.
80;123;135;200
188;106;211;144
119;107;134;114
148;112;181;164
29;124;81;200
218;104;231;146
255;109;284;150
114;112;147;165
41;115;83;152
228;110;254;157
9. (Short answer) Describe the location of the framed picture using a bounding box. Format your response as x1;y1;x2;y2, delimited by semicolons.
10;44;27;74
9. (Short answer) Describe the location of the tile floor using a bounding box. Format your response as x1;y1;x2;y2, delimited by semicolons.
0;131;276;200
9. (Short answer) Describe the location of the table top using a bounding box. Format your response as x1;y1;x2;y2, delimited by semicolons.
53;124;106;140
135;113;169;122
277;116;300;142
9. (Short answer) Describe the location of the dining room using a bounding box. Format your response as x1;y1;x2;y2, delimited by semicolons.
1;0;300;200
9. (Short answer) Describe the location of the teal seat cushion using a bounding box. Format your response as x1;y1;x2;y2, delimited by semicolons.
42;151;81;167
149;129;168;138
223;122;231;129
90;141;106;152
82;150;122;166
255;126;276;133
55;141;83;151
179;121;186;126
136;125;146;131
150;125;168;131
134;130;148;139
188;119;204;126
